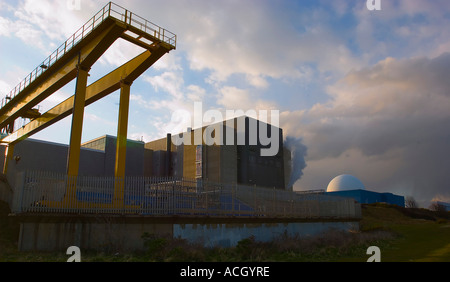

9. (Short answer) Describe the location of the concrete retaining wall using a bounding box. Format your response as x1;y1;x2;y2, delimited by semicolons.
175;221;359;248
17;216;360;252
18;217;173;252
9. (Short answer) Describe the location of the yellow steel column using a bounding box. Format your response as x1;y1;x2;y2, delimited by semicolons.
115;81;131;178
3;144;14;174
67;66;89;176
113;81;131;208
65;66;89;207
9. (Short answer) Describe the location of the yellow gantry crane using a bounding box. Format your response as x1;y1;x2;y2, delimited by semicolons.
0;2;176;209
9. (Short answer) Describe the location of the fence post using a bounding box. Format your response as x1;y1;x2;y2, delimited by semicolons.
11;171;26;214
205;179;208;212
172;178;176;215
232;182;235;216
253;184;256;215
273;187;276;216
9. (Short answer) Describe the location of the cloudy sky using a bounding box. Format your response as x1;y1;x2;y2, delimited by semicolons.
1;0;449;207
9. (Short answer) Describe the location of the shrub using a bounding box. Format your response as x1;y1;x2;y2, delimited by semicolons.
141;233;168;261
234;235;270;261
140;233;206;262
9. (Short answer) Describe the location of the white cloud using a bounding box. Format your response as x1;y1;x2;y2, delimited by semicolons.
15;0;89;39
84;112;116;127
216;87;251;110
98;39;145;68
0;66;31;98
186;85;205;101
352;0;450;62
216;86;278;112
119;0;363;86
0;80;11;96
1;0;89;53
0;16;13;36
246;74;269;89
144;71;184;100
153;53;183;72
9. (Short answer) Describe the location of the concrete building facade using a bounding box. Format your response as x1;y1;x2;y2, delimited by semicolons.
3;136;146;188
2;116;292;190
145;116;288;189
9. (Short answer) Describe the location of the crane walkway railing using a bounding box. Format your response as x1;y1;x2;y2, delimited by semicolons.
0;1;176;112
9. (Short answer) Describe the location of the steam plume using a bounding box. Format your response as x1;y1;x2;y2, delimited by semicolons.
284;136;308;188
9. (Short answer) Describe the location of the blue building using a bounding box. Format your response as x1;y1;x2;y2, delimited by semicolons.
325;174;405;207
436;201;450;211
327;189;405;207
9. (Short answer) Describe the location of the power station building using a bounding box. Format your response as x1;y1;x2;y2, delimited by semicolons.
326;174;405;207
2;116;292;190
146;116;290;189
1;117;366;251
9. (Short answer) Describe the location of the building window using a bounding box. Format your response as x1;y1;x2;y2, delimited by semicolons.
196;162;202;178
196;145;202;178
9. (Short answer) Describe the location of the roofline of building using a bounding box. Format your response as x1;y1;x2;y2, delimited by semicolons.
166;115;282;139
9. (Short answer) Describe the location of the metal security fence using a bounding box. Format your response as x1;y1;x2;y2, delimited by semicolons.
234;184;360;218
10;171;361;219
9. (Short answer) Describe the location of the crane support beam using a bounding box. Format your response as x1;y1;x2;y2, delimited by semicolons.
113;81;131;209
2;144;14;175
0;2;176;208
115;81;131;179
66;67;89;177
0;48;166;145
0;23;125;130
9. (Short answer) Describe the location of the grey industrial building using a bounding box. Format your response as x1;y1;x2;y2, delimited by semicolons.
2;116;292;190
146;116;290;189
0;116;366;251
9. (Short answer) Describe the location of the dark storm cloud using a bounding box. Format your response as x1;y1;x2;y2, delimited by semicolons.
282;53;450;206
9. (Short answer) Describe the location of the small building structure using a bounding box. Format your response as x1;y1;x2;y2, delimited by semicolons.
325;174;405;207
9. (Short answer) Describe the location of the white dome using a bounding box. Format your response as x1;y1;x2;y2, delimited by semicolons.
327;174;365;192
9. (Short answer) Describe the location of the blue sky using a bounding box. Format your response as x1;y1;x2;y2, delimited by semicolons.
1;0;450;207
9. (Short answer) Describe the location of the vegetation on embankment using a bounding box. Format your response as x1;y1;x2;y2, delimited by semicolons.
0;201;448;262
354;203;450;262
